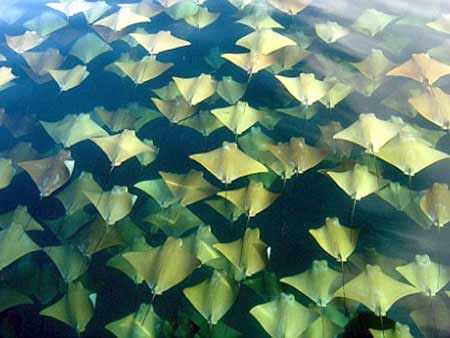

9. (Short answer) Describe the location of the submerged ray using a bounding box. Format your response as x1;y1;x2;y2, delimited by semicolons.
5;31;47;54
130;31;190;55
281;260;341;307
0;158;15;189
318;121;353;158
151;96;195;123
419;183;450;228
22;48;64;83
69;33;112;64
183;270;238;325
237;14;283;30
276;73;329;106
269;45;310;74
123;237;200;295
48;65;90;92
315;21;349;44
216;76;247;104
94;7;150;32
352;49;394;93
221;51;275;75
113;56;173;85
46;0;98;17
189;142;268;184
409;86;450;130
369;322;414;338
173;73;216;105
0;205;42;232
352;8;397;37
185;7;219;29
427;14;450;34
211;101;264;136
309;217;359;262
44;245;89;283
204;197;244;223
18;150;74;197
41;113;108;148
250;293;318;338
180;110;223;136
23;11;68;36
0;285;33;312
236;29;296;55
319;77;353;109
90;129;155;167
334;264;419;316
0;67;17;88
267;0;311;15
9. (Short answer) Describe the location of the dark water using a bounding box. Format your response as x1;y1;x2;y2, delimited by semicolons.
0;1;450;337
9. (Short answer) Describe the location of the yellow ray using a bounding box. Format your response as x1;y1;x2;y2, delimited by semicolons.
221;51;275;75
352;49;394;82
318;121;353;158
269;45;310;74
23;11;68;36
370;322;415;338
237;14;283;30
173;73;216;105
315;21;349;44
44;245;89;283
408;86;450;130
0;286;32;313
69;32;112;64
267;0;311;15
179;110;223;136
94;7;150;32
0;205;42;232
118;1;163;19
211;101;264;136
18;150;74;197
319;77;353;109
185;7;219;29
48;65;90;92
352;9;397;37
113;56;173;85
216;76;247;104
0;158;15;189
189;141;268;184
151;96;195;123
0;66;17;88
236;29;296;55
130;31;190;55
46;0;98;17
5;31;48;54
419;183;450;228
22;48;64;83
275;73;329;106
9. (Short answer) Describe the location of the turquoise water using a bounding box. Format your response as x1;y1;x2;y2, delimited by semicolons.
0;1;450;337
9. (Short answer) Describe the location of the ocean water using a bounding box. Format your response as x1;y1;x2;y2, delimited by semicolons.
0;0;450;337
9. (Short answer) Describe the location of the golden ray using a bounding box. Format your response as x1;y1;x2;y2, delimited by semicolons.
46;0;98;17
152;80;182;100
173;74;216;105
410;298;450;338
189;141;268;184
216;76;247;104
204;197;244;223
5;31;48;54
0;142;39;164
113;56;173;85
237;14;283;30
137;139;158;166
318;121;353;158
275;73;330;106
118;1;163;19
0;158;15;189
211;101;264;136
182;225;223;267
123;237;200;295
214;227;268;280
352;49;394;93
227;0;254;10
48;65;90;92
309;217;359;262
185;7;219;29
94;7;150;32
159;169;219;206
151;96;195;123
18;150;74;197
84;185;137;225
221;51;275;75
334;264;419;316
409;86;450;130
0;205;42;232
22;48;64;83
375;133;449;177
0;285;32;313
41;113;108;148
319;77;353;109
396;254;450;296
250;293;318;338
183;270;238;324
281;260;342;307
333;113;400;153
236;29;296;55
130;31;190;55
0;66;17;88
352;9;397;37
218;180;279;218
134;178;177;208
40;282;94;333
315;21;349;44
23;11;68;36
269;45;310;74
387;53;450;85
419;183;450;228
179;110;223;137
69;32;112;64
267;0;311;15
44;245;89;283
0;109;36;138
427;14;450;34
90;129;155;167
370;322;415;338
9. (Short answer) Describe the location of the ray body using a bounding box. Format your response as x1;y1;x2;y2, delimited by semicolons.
173;74;216;105
221;51;275;75
409;86;450;130
130;31;190;55
419;183;450;227
5;31;47;54
267;0;311;15
211;101;264;136
236;29;296;55
276;73;329;106
113;56;173;85
48;65;90;92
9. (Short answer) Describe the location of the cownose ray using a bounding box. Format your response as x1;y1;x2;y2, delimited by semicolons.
113;56;173;85
213;227;268;280
173;74;217;106
301;306;345;338
69;32;112;64
137;139;158;166
427;14;450;34
93;7;150;32
179;110;223;137
154;0;185;9
334;264;419;316
386;53;450;86
266;137;328;180
40;281;95;334
396;254;450;297
236;29;296;55
419;183;450;228
216;76;247;104
23;10;68;36
374;132;449;177
0;142;39;164
388;115;445;147
0;66;17;88
217;180;280;219
46;0;98;17
333;113;400;153
134;178;178;208
352;8;397;37
221;51;276;76
318;121;353;158
0;285;33;313
122;237;201;295
43;244;89;283
129;31;190;55
90;129;155;167
0;222;40;271
205;197;244;223
410;296;450;338
151;96;195;123
48;65;90;92
0;108;37;139
189;141;268;184
408;86;450;130
315;21;350;44
18;150;75;197
250;293;318;338
118;0;164;19
106;303;164;338
227;0;254;10
0;205;42;232
237;13;283;30
183;270;238;325
159;169;219;206
266;0;311;15
22;48;65;83
319;77;353;109
269;45;310;74
182;225;224;267
275;73;330;106
55;171;102;216
281;260;342;307
41;113;108;148
184;7;220;29
164;0;201;21
211;101;265;136
0;158;15;189
5;31;48;54
84;185;137;225
370;322;415;338
276;105;318;121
